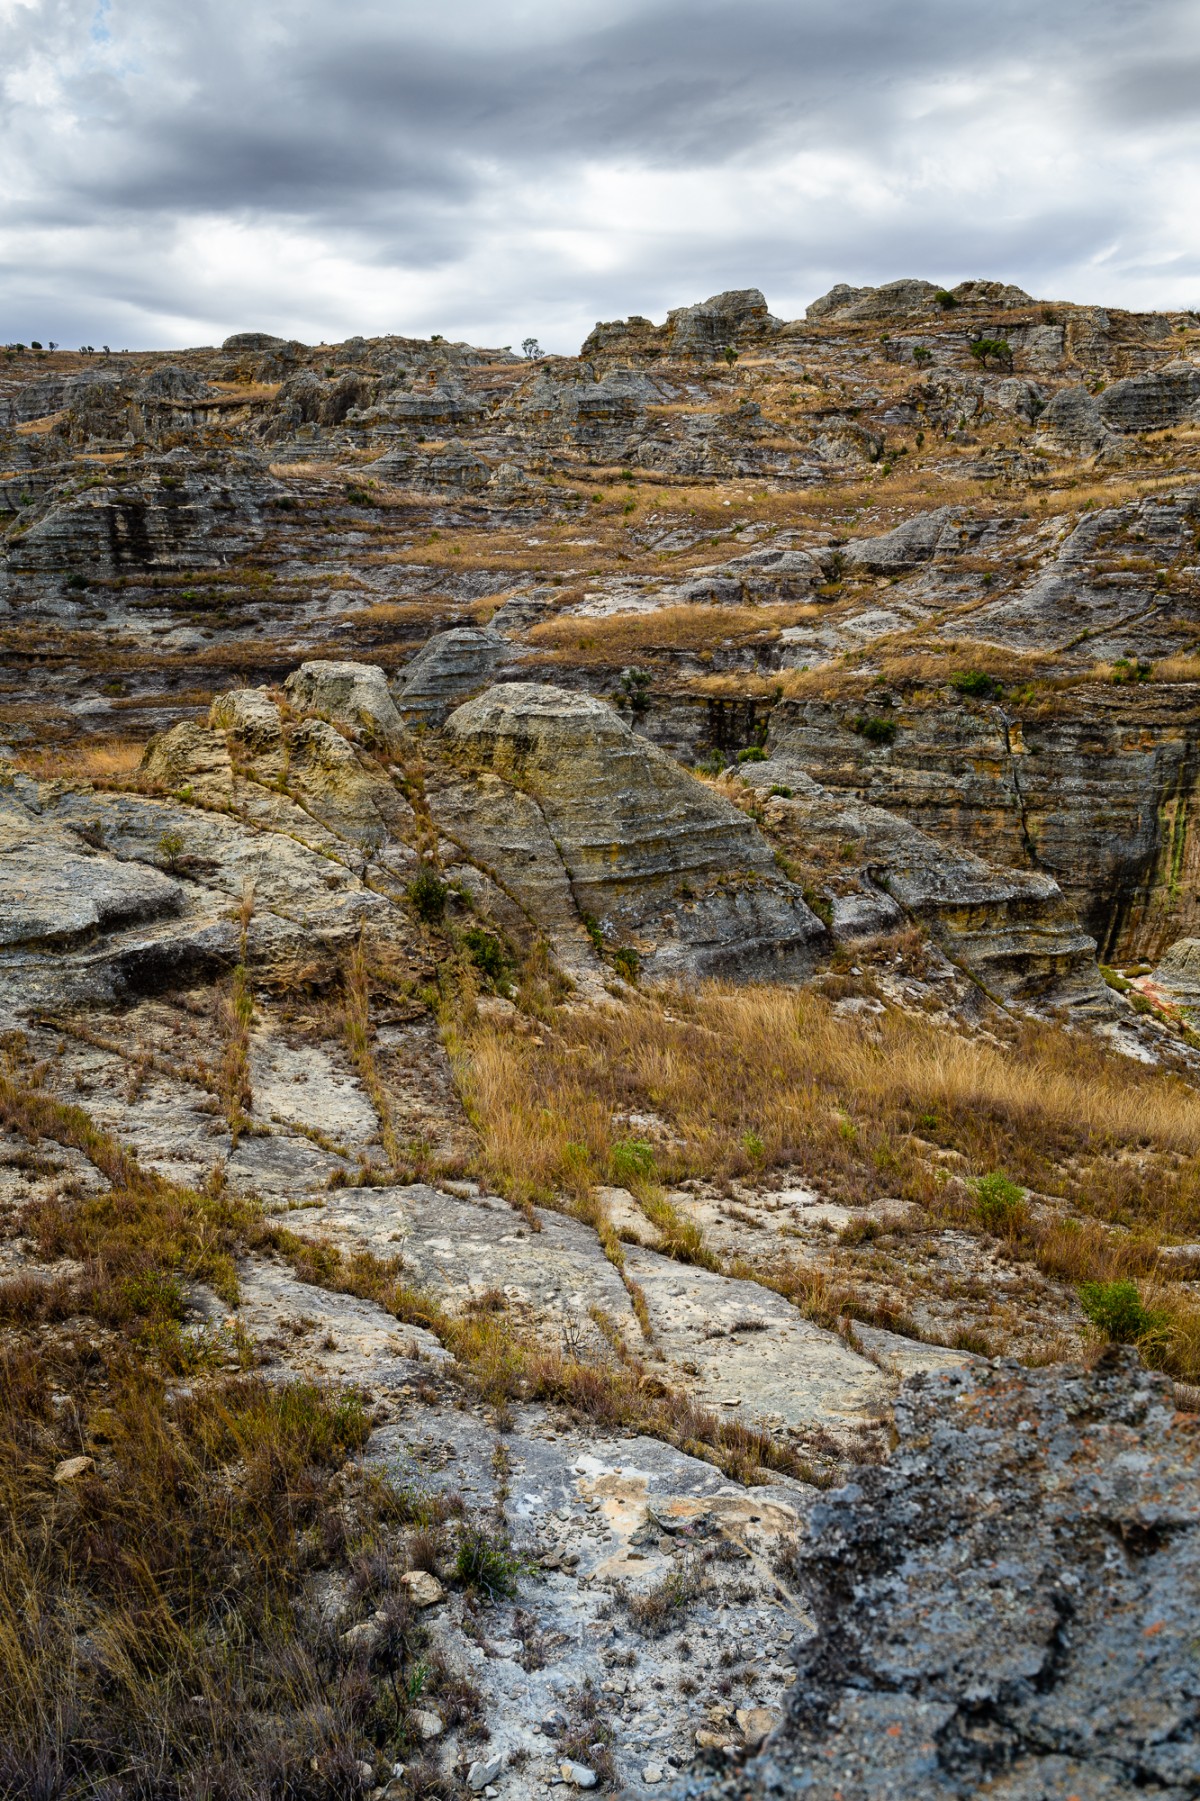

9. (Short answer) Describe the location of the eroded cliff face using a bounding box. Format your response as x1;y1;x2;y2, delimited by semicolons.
768;683;1200;961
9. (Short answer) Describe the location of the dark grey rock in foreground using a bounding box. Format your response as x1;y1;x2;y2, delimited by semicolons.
681;1355;1200;1800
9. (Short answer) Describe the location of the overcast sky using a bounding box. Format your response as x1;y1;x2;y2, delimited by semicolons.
2;0;1199;353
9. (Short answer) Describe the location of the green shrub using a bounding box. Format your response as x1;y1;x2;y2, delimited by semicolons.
1078;1279;1165;1344
972;1171;1026;1234
951;669;1003;700
1111;657;1151;685
934;289;958;309
737;745;767;763
609;1138;656;1185
156;829;186;871
406;867;448;923
613;946;640;984
454;1527;522;1599
912;345;933;365
968;337;1013;369
852;716;898;745
768;784;793;798
462;926;506;985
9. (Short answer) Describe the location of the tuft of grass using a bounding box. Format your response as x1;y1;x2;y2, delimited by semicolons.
626;1553;706;1635
453;1526;524;1599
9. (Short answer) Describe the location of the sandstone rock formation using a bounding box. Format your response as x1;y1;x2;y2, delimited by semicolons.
283;659;405;742
393;626;507;727
738;758;1114;1016
442;682;827;981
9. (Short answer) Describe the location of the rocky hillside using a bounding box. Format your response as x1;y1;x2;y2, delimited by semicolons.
3;282;1200;1800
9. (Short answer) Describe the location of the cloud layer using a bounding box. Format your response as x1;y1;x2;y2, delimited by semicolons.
2;0;1199;351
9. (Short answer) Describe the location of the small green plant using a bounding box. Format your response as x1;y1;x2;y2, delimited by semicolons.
1078;1279;1165;1344
156;829;186;871
737;745;767;763
934;289;958;309
609;1138;656;1185
406;866;448;924
454;1527;522;1599
951;669;1003;700
697;749;726;775
617;667;652;715
768;784;793;798
741;1130;765;1161
65;572;88;591
912;345;933;365
968;337;1013;369
582;913;606;953
972;1171;1026;1234
1111;657;1151;685
723;346;738;366
613;946;640;984
462;926;507;985
851;716;898;746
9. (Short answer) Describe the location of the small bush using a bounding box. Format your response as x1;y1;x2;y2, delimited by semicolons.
454;1527;522;1599
968;337;1013;369
912;345;933;365
609;1138;656;1186
613;946;640;984
736;745;767;763
768;784;792;798
851;716;898;746
407;866;448;924
1078;1279;1164;1344
462;926;506;985
972;1171;1027;1234
951;670;1003;700
934;289;958;309
156;829;187;871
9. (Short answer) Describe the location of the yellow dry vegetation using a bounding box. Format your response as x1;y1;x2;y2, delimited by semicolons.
527;603;822;664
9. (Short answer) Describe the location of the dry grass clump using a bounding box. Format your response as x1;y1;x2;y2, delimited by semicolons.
0;1058;485;1796
13;735;147;784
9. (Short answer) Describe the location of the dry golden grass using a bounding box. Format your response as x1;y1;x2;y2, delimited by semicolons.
1143;654;1200;683
455;980;1200;1216
13;735;146;783
526;602;821;664
449;979;1200;1376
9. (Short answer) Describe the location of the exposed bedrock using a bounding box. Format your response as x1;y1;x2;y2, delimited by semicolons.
392;626;508;727
768;685;1200;962
693;1356;1200;1801
441;682;827;981
738;757;1114;1017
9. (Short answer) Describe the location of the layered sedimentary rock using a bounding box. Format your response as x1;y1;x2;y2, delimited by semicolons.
393;627;507;727
442;682;827;981
739;757;1114;1015
767;683;1200;962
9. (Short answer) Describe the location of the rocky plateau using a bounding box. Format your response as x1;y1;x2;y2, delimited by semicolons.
3;280;1200;1801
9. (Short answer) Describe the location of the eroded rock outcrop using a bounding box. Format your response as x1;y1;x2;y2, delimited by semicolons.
715;1356;1200;1801
393;626;507;727
284;659;404;742
739;757;1114;1016
441;682;826;981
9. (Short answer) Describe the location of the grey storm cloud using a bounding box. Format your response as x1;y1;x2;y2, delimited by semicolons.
1;0;1198;349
